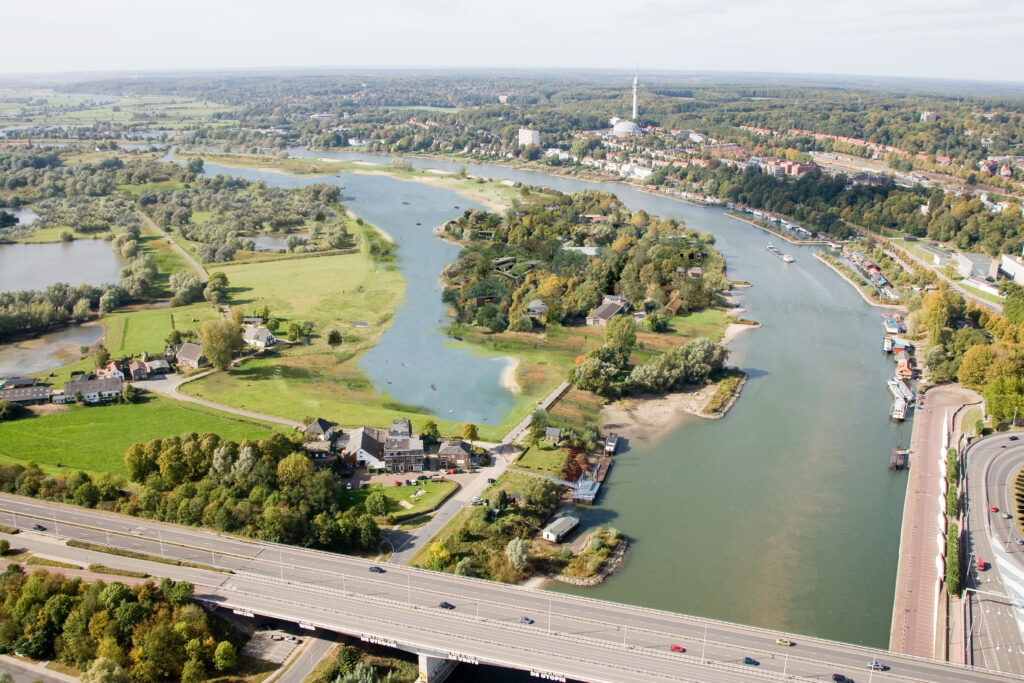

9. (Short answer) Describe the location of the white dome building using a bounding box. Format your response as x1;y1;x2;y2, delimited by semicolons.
612;120;643;137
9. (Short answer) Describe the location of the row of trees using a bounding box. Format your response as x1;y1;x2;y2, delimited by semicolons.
0;566;238;682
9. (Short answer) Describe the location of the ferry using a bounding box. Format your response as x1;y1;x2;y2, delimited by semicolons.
883;337;894;353
891;397;907;421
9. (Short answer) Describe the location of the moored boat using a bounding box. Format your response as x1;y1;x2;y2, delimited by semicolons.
891;397;907;421
883;337;894;353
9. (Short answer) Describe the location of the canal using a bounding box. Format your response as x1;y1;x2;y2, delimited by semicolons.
206;150;910;647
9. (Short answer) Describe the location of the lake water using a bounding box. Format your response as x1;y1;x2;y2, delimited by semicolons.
0;323;102;377
2;207;39;226
0;240;124;294
194;159;518;425
197;150;910;648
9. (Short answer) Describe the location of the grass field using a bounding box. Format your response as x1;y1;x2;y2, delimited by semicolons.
0;396;278;476
340;479;459;521
511;445;565;478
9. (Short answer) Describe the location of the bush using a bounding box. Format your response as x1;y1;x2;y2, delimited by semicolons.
0;539;8;555
510;315;533;332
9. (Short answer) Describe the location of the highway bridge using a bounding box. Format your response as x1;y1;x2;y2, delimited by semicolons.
0;494;1020;683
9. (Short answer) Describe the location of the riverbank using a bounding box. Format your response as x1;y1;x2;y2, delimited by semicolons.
501;356;521;393
724;212;830;246
814;252;906;312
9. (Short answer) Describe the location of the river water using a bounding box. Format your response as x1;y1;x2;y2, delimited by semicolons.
197;150;909;647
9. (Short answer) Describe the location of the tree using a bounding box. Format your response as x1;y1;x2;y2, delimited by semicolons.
0;399;27;422
214;640;238;671
527;407;549;445
0;540;8;556
421;419;440;444
199;319;243;370
506;537;529;571
277;452;314;490
365;490;389;516
119;382;138;404
497;489;508;509
170;272;205;307
187;157;205;176
605;315;637;353
181;660;205;683
461;423;479;444
327;329;343;347
80;658;130;683
94;345;110;369
204;272;228;303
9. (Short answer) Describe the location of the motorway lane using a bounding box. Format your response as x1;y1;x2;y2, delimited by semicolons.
0;495;1020;683
965;434;1024;674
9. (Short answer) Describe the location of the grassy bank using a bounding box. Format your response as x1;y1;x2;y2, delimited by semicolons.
0;396;278;475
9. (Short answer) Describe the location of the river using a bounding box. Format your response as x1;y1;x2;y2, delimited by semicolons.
202;150;909;648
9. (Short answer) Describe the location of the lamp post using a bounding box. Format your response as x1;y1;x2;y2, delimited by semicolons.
53;512;59;540
701;625;708;663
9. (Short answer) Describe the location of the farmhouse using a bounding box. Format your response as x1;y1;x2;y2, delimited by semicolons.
544;426;562;444
63;377;124;403
243;326;276;349
343;427;385;470
586;297;628;326
0;385;52;405
526;299;549;316
304;418;335;442
175;343;207;370
128;360;149;381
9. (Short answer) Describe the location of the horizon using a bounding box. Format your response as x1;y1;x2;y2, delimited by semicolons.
5;0;1024;85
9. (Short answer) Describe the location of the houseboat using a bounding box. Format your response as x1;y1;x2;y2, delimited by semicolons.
891;397;907;421
883;337;894;353
892;376;915;403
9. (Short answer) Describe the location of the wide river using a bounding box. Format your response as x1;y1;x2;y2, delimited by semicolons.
199;150;909;649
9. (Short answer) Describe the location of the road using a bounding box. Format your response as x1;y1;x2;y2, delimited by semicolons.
138;210;208;282
0;495;1019;683
0;656;75;683
889;386;979;657
273;630;337;683
963;432;1024;674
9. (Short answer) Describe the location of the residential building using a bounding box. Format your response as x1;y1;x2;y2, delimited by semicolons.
100;361;125;380
0;385;52;405
242;317;264;325
954;252;997;279
243;326;276;349
384;433;424;473
343;427;385;469
145;359;171;375
304;418;335;442
541;515;580;542
518;128;541;146
303;441;334;461
544;426;562;444
128;360;149;381
389;418;412;438
687;266;703;279
176;343;207;370
586;297;628;326
526;299;549;316
0;378;37;389
1000;254;1024;285
437;439;473;469
64;377;124;403
920;111;938;122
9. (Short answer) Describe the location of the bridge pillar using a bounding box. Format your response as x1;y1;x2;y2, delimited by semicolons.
417;653;458;683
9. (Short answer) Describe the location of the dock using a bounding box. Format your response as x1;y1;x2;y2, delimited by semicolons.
889;447;908;470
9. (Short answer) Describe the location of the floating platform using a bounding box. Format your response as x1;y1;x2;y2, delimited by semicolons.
890;447;909;470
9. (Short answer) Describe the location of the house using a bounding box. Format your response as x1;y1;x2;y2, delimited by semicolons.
687;266;703;279
0;385;52;405
526;299;549;316
303;441;334;461
242;317;264;325
100;361;125;380
304;418;335;442
1000;254;1024;285
542;515;579;542
544;426;562;444
176;343;207;370
437;439;473;468
343;427;385;469
954;253;997;280
128;360;149;381
389;418;413;438
471;295;500;307
0;378;37;389
243;326;276;349
586;297;628;326
384;420;424;472
63;377;124;403
145;359;171;375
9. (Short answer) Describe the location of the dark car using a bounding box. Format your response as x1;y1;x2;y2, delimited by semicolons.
743;657;759;666
417;475;428;480
368;566;385;574
1011;436;1019;441
439;601;455;610
487;478;496;484
32;524;45;531
831;675;850;683
867;660;887;671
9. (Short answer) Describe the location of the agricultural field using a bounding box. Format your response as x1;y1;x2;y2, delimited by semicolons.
0;396;278;476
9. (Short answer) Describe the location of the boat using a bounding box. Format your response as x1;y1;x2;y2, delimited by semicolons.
765;243;794;263
891;376;915;402
889;446;908;469
402;201;410;205
883;337;894;353
782;254;795;263
891;397;907;421
430;384;437;391
605;433;620;455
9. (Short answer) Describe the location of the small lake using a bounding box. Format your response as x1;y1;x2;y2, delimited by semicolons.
248;234;309;252
0;323;103;377
2;207;39;226
0;240;125;294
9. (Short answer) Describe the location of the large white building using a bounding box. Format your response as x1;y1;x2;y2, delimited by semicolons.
1000;253;1024;285
518;128;540;146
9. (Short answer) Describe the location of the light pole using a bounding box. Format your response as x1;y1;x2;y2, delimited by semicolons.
157;530;164;558
548;597;552;633
53;512;59;540
279;548;284;580
211;549;216;569
701;625;708;663
782;654;788;678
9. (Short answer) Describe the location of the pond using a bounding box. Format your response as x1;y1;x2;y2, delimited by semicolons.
0;323;103;377
2;207;39;226
0;240;125;294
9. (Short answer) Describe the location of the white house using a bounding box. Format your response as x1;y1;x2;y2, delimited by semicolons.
243;326;276;349
518;128;541;146
542;515;579;542
1000;254;1024;285
343;427;385;470
64;377;124;403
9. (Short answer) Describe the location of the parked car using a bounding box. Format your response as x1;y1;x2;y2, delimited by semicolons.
439;601;455;610
417;475;428;480
32;524;45;531
285;636;301;644
867;660;887;671
520;616;534;624
405;479;413;486
991;505;999;512
670;644;686;653
775;638;793;647
743;657;759;666
487;478;496;484
1003;512;1012;519
831;675;850;683
345;482;352;490
369;566;385;574
1016;538;1024;546
271;635;284;641
394;481;403;486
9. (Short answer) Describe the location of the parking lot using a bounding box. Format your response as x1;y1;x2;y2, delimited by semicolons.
241;621;308;664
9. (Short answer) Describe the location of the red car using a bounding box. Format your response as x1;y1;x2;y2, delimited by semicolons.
991;505;999;513
977;557;986;571
670;644;686;653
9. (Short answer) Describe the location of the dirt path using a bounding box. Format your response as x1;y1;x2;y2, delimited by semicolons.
138;210;208;282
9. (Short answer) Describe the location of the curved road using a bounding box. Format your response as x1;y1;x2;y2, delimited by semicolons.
964;433;1024;673
1;495;1020;683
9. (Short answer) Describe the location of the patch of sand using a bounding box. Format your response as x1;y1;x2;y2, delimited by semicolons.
346;209;394;243
501;356;521;393
28;403;69;416
352;160;381;166
398;500;414;509
601;388;714;444
721;321;761;346
427;168;454;175
500;179;516;186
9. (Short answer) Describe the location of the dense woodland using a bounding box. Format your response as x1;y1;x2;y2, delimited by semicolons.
0;567;238;682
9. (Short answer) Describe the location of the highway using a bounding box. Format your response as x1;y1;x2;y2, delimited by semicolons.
0;494;1020;683
963;433;1024;674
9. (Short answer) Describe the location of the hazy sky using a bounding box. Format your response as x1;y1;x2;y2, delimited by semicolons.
5;0;1023;83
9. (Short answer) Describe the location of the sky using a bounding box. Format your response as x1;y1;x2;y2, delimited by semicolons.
4;0;1024;83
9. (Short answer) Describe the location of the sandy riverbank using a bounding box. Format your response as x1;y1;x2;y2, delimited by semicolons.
350;169;506;212
346;208;394;243
814;252;906;311
500;356;521;393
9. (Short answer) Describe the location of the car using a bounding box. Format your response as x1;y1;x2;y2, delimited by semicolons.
32;524;45;531
345;482;352;490
285;636;301;644
455;468;463;473
1003;512;1012;519
417;475;428;480
743;657;759;666
271;634;284;641
1010;435;1020;441
775;638;793;647
991;505;999;513
520;616;534;624
487;478;496;484
669;644;686;653
394;481;403;486
1016;538;1024;546
439;601;455;610
368;566;385;573
867;660;887;671
405;479;413;486
831;675;850;683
